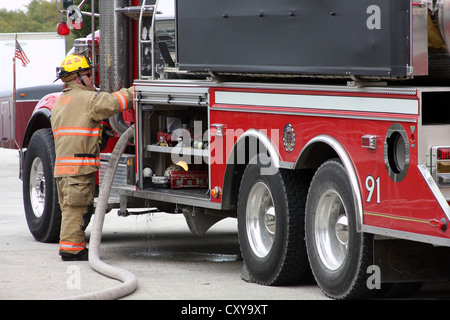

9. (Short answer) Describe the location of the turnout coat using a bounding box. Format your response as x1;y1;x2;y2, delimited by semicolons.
51;82;134;177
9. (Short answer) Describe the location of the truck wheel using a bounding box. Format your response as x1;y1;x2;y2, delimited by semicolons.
23;128;61;243
237;154;309;285
305;159;374;299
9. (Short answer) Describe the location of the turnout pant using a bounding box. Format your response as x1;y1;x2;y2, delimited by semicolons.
56;173;95;255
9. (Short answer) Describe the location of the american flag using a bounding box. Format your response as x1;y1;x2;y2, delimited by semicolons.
15;40;30;67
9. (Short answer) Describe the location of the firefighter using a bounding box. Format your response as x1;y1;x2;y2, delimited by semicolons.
51;54;134;261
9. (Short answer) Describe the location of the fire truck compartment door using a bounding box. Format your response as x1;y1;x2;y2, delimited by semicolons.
176;0;411;79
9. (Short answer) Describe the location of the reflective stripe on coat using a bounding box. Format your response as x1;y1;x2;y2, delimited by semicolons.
51;82;134;178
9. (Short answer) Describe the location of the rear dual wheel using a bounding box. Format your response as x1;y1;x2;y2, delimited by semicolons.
237;156;374;299
237;154;309;285
305;160;374;299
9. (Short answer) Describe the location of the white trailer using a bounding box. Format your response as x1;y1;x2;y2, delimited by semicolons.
0;32;66;92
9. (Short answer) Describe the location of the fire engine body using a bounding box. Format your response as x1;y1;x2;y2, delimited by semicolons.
19;0;450;298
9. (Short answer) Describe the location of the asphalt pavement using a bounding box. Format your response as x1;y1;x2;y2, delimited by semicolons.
0;147;327;301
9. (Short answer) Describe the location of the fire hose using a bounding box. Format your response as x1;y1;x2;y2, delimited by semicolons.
67;125;137;300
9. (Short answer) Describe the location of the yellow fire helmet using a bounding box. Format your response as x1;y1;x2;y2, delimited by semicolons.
55;54;93;81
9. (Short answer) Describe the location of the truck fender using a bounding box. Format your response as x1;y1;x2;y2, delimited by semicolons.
234;128;280;168
221;129;280;210
22;108;52;148
19;93;59;180
22;92;60;148
297;135;363;232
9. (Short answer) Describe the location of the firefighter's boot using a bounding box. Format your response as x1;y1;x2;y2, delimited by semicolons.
60;248;89;261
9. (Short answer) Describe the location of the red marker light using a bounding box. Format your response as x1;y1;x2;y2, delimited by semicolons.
438;148;450;160
438;218;447;232
57;22;70;36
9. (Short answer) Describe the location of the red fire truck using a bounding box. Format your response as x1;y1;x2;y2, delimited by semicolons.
18;0;450;299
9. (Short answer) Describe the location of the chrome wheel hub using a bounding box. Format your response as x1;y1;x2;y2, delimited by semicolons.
29;157;46;218
314;189;349;271
246;182;276;258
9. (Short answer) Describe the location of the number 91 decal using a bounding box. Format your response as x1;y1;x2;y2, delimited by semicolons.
365;175;380;204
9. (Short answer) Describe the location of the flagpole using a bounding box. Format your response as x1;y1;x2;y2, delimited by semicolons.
12;33;19;150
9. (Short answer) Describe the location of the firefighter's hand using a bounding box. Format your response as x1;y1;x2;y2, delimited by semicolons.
98;122;115;151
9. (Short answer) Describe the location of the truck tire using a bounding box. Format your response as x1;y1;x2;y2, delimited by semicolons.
237;154;309;285
23;128;61;243
305;159;374;299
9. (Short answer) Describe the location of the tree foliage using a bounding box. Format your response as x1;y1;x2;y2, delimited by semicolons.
0;1;60;33
0;0;99;52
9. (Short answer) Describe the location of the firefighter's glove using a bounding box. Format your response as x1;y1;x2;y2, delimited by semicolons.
99;122;115;151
